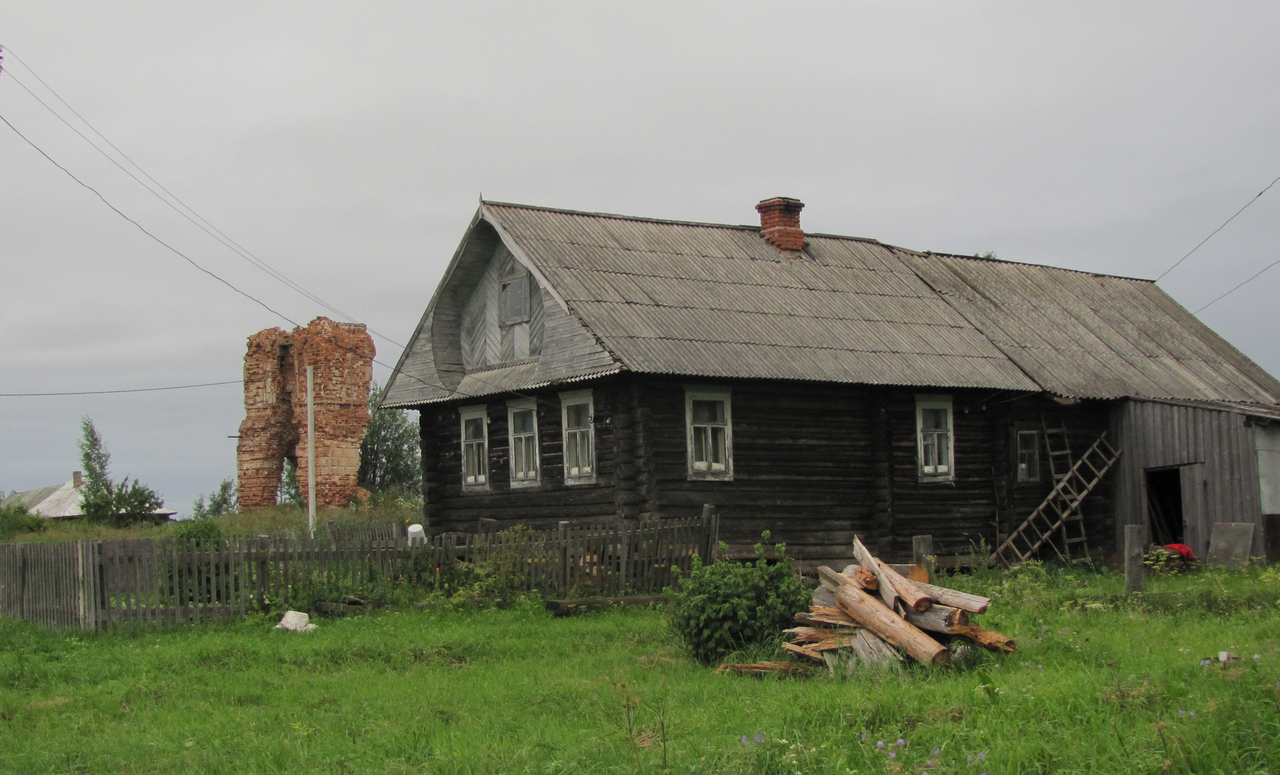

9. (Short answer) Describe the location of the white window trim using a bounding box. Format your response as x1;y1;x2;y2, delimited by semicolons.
460;404;489;490
915;394;954;482
506;397;540;488
560;389;596;486
685;386;733;481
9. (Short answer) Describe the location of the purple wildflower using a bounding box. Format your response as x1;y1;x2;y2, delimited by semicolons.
877;741;885;749
897;738;906;747
861;732;868;742
889;752;897;759
1190;711;1196;718
933;748;941;755
740;736;748;744
755;733;763;743
968;754;974;762
1178;709;1185;717
979;752;987;761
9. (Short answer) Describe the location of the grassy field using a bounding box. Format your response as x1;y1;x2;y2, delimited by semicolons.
1;562;1279;774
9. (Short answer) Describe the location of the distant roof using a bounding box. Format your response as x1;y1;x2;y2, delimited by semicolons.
382;200;1280;406
1;478;176;520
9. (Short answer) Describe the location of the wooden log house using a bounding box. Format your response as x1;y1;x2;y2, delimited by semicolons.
381;197;1280;567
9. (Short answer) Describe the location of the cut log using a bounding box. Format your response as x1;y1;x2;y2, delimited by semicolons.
795;610;857;628
838;564;880;591
903;603;969;635
813;586;835;608
784;626;862;644
888;564;930;583
951;625;1017;653
852;538;900;613
914;582;991;614
851;629;901;667
875;559;933;613
782;642;825;661
716;661;816;676
817;566;950;666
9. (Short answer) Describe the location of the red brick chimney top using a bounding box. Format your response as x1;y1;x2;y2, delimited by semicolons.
756;197;805;254
73;471;83;488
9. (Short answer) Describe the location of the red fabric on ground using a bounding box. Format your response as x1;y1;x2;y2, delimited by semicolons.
1164;543;1196;560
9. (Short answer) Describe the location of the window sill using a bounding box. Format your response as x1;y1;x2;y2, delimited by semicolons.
509;479;540;490
564;476;598;487
917;473;955;484
461;483;491;494
687;472;734;482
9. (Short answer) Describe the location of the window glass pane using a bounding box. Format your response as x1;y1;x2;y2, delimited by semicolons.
921;407;947;430
566;403;590;429
936;432;950;471
464;417;484;441
566;434;580;474
710;427;725;466
693;427;708;469
512;409;534;434
692;400;724;425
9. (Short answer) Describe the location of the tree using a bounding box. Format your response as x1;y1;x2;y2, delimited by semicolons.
358;382;422;494
192;477;238;519
79;417;165;526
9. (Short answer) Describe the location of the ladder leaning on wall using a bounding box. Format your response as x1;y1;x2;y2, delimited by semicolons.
990;427;1122;567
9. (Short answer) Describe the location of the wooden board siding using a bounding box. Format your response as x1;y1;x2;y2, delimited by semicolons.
1112;399;1264;559
422;380;622;532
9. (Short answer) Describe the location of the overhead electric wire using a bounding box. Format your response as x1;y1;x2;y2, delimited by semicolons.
0;48;405;350
0;381;241;397
1193;255;1280;314
1155;174;1280;282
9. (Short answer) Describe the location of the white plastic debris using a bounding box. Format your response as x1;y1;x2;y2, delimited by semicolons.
407;523;426;546
275;610;317;632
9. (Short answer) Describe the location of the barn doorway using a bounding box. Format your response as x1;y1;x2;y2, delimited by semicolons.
1145;467;1185;545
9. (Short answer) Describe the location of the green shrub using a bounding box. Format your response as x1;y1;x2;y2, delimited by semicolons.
447;525;538;609
0;501;46;541
172;517;223;544
664;533;810;664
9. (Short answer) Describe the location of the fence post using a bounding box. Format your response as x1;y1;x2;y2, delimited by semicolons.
912;535;935;580
1125;524;1145;594
559;521;570;597
701;504;719;561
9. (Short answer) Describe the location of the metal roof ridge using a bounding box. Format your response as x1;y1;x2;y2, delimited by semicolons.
908;248;1157;284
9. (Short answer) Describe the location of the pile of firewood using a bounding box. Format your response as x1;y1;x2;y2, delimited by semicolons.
722;539;1013;675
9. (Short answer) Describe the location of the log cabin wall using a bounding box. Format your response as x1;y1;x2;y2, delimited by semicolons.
416;374;1120;565
419;378;622;532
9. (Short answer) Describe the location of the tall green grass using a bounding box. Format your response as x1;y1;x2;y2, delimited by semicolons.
1;563;1278;774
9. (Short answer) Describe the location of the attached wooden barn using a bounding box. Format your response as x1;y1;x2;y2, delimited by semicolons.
381;198;1280;567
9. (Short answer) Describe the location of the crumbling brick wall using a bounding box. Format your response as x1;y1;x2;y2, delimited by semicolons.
236;317;375;508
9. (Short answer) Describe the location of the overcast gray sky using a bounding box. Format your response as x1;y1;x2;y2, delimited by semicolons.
3;2;1279;515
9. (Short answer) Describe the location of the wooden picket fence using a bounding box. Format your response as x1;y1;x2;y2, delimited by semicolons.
0;513;718;631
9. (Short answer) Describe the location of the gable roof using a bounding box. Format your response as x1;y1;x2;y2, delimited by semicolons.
1;478;176;520
382;200;1280;407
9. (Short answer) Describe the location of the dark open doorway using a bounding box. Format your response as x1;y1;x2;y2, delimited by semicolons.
1146;467;1184;545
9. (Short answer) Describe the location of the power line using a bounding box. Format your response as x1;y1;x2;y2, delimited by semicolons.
1193;255;1280;314
1156;174;1280;282
0;381;241;398
0;48;405;350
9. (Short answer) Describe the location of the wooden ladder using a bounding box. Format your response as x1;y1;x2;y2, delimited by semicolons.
1041;417;1087;559
990;430;1122;567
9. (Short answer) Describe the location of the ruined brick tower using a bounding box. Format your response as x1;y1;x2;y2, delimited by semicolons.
236;317;375;508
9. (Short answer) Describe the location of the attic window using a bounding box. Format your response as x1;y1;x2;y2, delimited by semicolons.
500;276;530;325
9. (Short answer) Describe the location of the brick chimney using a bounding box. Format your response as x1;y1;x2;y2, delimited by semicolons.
73;471;83;488
756;197;806;254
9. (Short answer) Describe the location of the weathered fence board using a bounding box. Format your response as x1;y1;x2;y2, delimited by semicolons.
0;514;716;631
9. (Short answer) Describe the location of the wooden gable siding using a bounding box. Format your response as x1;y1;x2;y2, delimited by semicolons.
420;381;622;532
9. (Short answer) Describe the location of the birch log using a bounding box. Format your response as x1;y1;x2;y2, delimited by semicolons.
913;582;991;614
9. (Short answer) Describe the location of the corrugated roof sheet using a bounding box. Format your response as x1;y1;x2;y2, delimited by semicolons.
0;479;176;519
487;203;1039;392
385;200;1280;405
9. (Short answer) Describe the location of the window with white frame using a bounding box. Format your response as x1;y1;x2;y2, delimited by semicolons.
685;386;732;480
915;395;954;481
1015;429;1040;483
560;389;595;485
507;398;539;486
460;405;489;487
